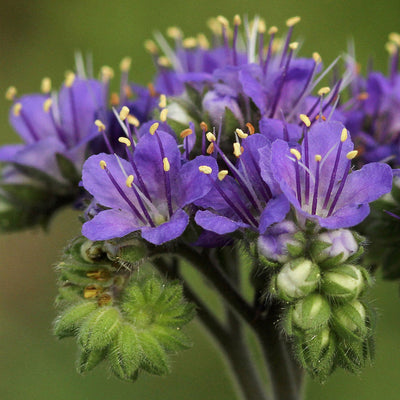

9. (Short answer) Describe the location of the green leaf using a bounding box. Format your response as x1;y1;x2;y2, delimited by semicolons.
55;153;80;184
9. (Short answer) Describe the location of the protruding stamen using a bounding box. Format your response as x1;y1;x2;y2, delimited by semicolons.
13;102;22;116
268;26;278;35
311;155;322;215
206;142;215;154
346;150;358;160
386;42;397;55
289;42;299;50
65;72;75;87
99;160;107;169
120;57;132;72
158;56;171;68
41;77;52;94
258;19;266;33
246;122;255;135
206;132;216;142
217;15;229;28
150;122;159;135
199;165;212;175
200;121;208;131
180;128;193;138
218;170;229;181
182;37;197;48
312;52;322;64
166;26;182;40
290;148;301;160
127;115;140;127
119;106;130;121
233;14;241;26
159;94;167;108
389;32;400;46
110;92;120;106
101;66;115;82
163;157;170;172
5;86;17;101
43;98;52;112
318;87;331;96
160;108;168;122
286;16;301;27
197;33;210;49
341;128;348;142
119;137;132;147
95;119;106;132
126;175;134;188
299;114;311;127
315;154;322;162
144;39;159;54
233;142;242;157
236;128;248;139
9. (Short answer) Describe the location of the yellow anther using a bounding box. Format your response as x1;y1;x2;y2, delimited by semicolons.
5;86;17;101
386;42;397;55
110;92;120;106
234;14;242;26
286;16;301;27
357;92;369;101
258;19;266;33
312;52;322;64
86;270;110;281
200;121;208;131
99;160;107;169
197;33;210;49
246;122;255;135
235;128;248;139
217;15;229;28
199;165;212;174
65;72;75;87
13;102;22;116
389;32;400;47
163;157;170;172
268;26;278;35
183;37;197;48
299;114;311;127
346;150;358;160
120;57;132;72
158;56;171;68
233;142;242;157
144;39;159;54
218;170;228;181
167;26;182;40
41;77;51;94
272;37;283;53
127;114;140;127
207;17;222;35
118;137;132;147
160;108;168;122
206;142;215;154
315;154;322;162
289;42;299;51
97;293;112;306
83;285;103;299
119;106;130;121
341;128;348;142
150;122;159;135
290;148;302;161
206;132;216;142
101;65;115;81
95;119;106;132
126;175;134;188
318;86;331;96
159;94;167;108
180;128;193;138
43;98;52;112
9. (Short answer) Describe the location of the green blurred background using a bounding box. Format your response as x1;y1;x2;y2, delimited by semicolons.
1;1;400;399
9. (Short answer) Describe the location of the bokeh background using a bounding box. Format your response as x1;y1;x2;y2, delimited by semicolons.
1;1;400;399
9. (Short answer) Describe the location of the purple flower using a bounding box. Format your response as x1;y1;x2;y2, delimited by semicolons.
82;127;217;244
269;120;393;228
194;132;289;236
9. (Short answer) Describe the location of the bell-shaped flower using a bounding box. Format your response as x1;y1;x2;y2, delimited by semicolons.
269;120;393;228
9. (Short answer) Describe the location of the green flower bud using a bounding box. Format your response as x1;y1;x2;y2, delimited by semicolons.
332;300;367;340
80;239;105;263
109;323;142;381
274;258;320;301
292;294;331;331
78;306;122;350
322;264;364;302
54;301;98;338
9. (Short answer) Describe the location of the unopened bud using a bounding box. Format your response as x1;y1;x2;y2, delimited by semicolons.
332;300;367;339
80;240;105;263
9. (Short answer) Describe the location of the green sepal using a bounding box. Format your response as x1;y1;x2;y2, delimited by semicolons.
78;306;122;350
77;347;108;374
184;83;203;110
139;331;170;376
150;325;193;352
55;285;83;306
55;153;80;184
54;301;98;338
286;242;304;258
335;339;365;373
309;240;331;264
222;107;241;136
109;323;142;381
118;242;148;268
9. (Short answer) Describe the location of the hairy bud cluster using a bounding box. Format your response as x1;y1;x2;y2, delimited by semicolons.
54;237;194;381
261;228;375;380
